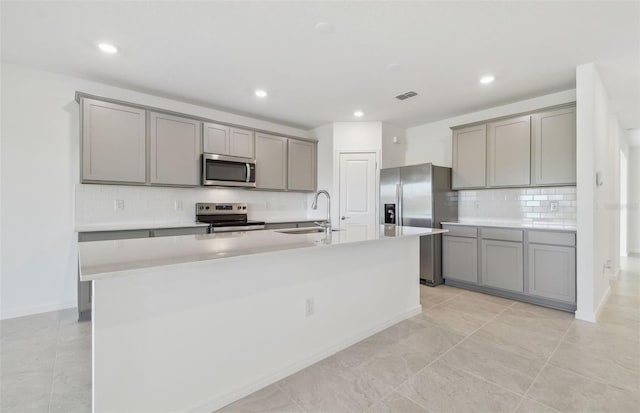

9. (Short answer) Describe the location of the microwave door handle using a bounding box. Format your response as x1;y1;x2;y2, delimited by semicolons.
246;163;251;183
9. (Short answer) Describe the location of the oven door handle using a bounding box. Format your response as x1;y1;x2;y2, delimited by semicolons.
246;163;251;183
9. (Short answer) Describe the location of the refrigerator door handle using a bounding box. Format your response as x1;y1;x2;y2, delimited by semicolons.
397;183;403;226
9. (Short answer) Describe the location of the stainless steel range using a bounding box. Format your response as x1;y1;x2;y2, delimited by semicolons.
196;203;265;233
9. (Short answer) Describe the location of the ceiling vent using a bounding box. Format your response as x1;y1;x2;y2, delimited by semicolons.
395;91;418;101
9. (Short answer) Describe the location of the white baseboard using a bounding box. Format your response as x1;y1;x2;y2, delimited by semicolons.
189;305;423;413
574;310;597;323
0;301;76;320
594;285;612;321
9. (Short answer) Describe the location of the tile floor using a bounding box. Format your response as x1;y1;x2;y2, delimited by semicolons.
1;257;638;413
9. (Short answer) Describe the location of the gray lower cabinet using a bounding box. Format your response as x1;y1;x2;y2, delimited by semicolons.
442;236;478;283
288;139;317;191
531;107;576;186
452;125;486;189
528;243;576;303
81;98;147;183
149;112;201;186
78;229;151;242
481;239;524;292
255;133;288;190
151;227;208;237
442;224;576;311
486;115;531;187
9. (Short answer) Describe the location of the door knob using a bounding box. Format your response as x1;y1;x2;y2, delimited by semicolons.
341;216;350;220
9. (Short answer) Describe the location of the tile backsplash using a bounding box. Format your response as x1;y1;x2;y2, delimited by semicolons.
458;186;576;226
75;184;319;227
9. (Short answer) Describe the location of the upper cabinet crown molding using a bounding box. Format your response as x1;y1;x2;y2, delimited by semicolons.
451;103;576;190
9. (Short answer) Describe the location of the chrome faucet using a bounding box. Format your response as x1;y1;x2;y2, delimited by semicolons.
311;190;331;230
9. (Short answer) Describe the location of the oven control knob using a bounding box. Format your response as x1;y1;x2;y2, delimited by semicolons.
205;206;210;210
243;206;247;210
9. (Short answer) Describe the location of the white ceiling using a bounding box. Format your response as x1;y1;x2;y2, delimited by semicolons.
1;1;638;130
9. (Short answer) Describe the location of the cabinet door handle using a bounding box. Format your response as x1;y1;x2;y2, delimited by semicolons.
341;216;350;220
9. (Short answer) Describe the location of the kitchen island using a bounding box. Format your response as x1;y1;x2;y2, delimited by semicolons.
79;225;446;413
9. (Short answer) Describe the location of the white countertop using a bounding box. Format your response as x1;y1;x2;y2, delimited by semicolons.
75;222;210;232
79;225;447;281
441;221;576;232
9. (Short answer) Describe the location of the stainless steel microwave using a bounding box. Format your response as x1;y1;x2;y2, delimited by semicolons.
202;153;256;187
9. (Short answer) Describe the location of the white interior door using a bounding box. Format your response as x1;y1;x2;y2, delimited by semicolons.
339;152;378;233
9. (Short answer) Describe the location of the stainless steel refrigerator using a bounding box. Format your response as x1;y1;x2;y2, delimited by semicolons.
380;163;458;286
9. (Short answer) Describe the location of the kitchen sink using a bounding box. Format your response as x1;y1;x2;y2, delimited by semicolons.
277;228;339;235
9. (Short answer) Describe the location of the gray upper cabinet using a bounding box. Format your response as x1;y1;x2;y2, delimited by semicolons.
531;107;576;185
149;112;201;186
255;133;288;190
452;125;486;189
528;243;576;303
202;122;229;154
229;127;255;159
288;139;316;191
81;98;146;183
78;94;309;190
443;235;478;284
203;124;255;159
487;115;531;187
481;239;524;293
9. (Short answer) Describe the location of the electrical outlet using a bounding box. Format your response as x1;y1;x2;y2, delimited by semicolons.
549;201;559;212
304;298;314;317
174;200;183;211
114;199;125;211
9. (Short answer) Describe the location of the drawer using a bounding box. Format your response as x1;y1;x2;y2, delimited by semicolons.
480;227;523;242
528;230;576;247
442;225;478;238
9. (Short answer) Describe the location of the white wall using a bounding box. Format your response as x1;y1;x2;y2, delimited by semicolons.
628;145;640;254
0;62;311;319
309;123;334;222
381;123;406;168
333;122;382;151
405;89;577;167
575;62;623;322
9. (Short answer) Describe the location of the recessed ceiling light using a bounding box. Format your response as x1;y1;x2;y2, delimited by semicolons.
315;21;335;34
354;110;364;118
254;89;268;98
97;42;118;54
479;75;495;84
